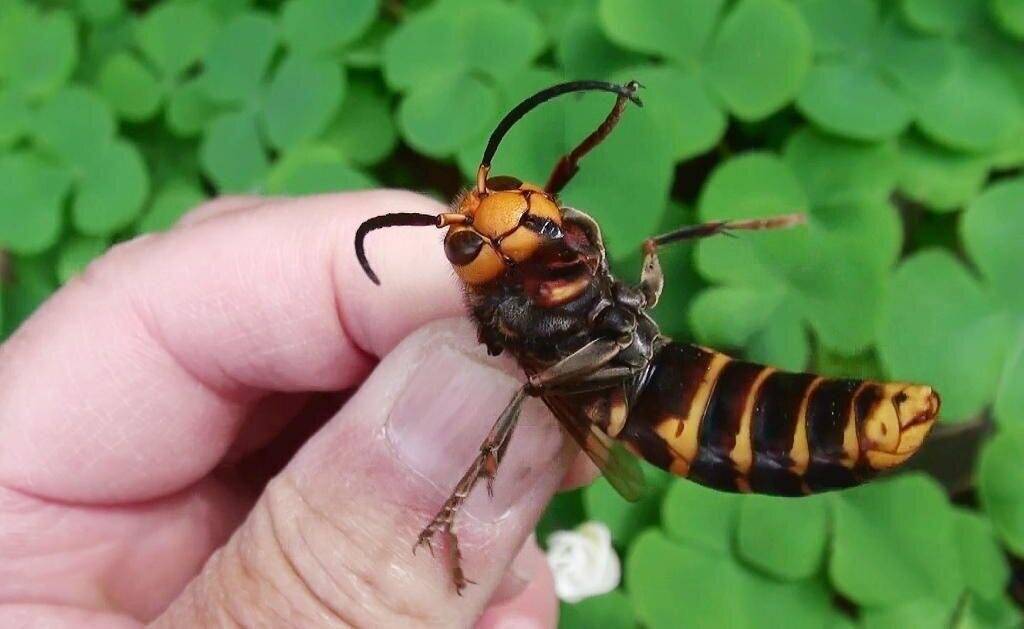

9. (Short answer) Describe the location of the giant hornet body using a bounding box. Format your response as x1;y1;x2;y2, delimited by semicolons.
355;81;940;592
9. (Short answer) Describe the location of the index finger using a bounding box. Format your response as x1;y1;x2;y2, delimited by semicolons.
0;191;462;504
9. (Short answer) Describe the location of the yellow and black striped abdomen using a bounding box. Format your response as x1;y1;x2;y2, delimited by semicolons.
618;343;940;496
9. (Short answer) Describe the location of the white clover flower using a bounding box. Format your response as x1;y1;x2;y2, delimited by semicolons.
545;521;621;604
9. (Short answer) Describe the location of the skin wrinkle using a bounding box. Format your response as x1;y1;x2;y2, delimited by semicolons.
264;484;352;627
286;474;453;626
231;496;338;627
282;473;438;626
130;281;254;406
240;534;307;629
211;550;247;629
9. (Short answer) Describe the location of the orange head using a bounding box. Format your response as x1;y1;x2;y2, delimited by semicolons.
441;176;563;285
354;80;642;287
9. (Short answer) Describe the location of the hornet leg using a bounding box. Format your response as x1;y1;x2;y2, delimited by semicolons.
639;214;806;308
415;337;627;593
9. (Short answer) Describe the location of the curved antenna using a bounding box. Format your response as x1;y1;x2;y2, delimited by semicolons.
355;212;468;284
355;213;440;285
478;80;643;191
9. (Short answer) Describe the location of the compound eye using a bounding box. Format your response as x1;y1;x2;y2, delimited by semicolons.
444;229;485;266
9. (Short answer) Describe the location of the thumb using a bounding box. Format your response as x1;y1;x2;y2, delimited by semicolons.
154;318;575;628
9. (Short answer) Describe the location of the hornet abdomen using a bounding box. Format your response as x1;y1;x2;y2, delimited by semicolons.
618;343;940;496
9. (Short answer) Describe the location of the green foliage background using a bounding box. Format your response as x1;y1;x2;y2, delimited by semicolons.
2;0;1024;626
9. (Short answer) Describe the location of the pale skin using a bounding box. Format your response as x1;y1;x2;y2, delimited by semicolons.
0;191;599;628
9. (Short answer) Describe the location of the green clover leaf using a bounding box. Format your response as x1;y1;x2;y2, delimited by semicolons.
898;131;991;212
556;0;644;80
281;0;378;55
628;529;740;629
398;72;498;158
381;5;460;91
0;152;71;255
783;125;900;206
794;0;955;142
135;1;217;79
265;145;375;194
560;591;634;629
194;10;367;189
97;52;163;122
962;177;1024;315
323;75;397;167
0;90;31;148
57;235;109;283
198;12;279;105
953;509;1010;600
916;45;1023;153
829;475;964;608
794;0;875;55
963;178;1024;424
383;0;544;157
261;53;345;150
32;87;115;169
166;77;221;136
383;0;545;91
583;463;672;547
859;599;957;629
72;140;150;236
137;180;207;233
200;110;269;192
599;0;726;65
628;528;840;629
613;65;727;162
0;5;77;100
979;425;1024;555
343;18;392;69
736;494;828;581
597;0;811;160
878;249;1011;422
992;0;1024;39
901;0;987;37
692;138;899;367
706;0;813;121
797;61;912;141
77;0;125;24
662;480;739;554
880;177;1024;423
1;255;58;339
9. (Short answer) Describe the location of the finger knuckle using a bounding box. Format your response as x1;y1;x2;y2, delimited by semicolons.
218;476;448;627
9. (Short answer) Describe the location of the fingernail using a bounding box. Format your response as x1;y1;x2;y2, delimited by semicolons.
386;344;565;522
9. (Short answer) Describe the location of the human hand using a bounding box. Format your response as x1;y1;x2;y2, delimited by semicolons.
0;192;591;627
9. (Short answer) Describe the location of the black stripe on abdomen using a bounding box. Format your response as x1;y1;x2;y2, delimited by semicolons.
620;343;714;469
749;371;819;496
689;360;765;492
805;378;861;492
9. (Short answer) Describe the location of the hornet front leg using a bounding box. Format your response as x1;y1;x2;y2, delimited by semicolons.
414;336;629;594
